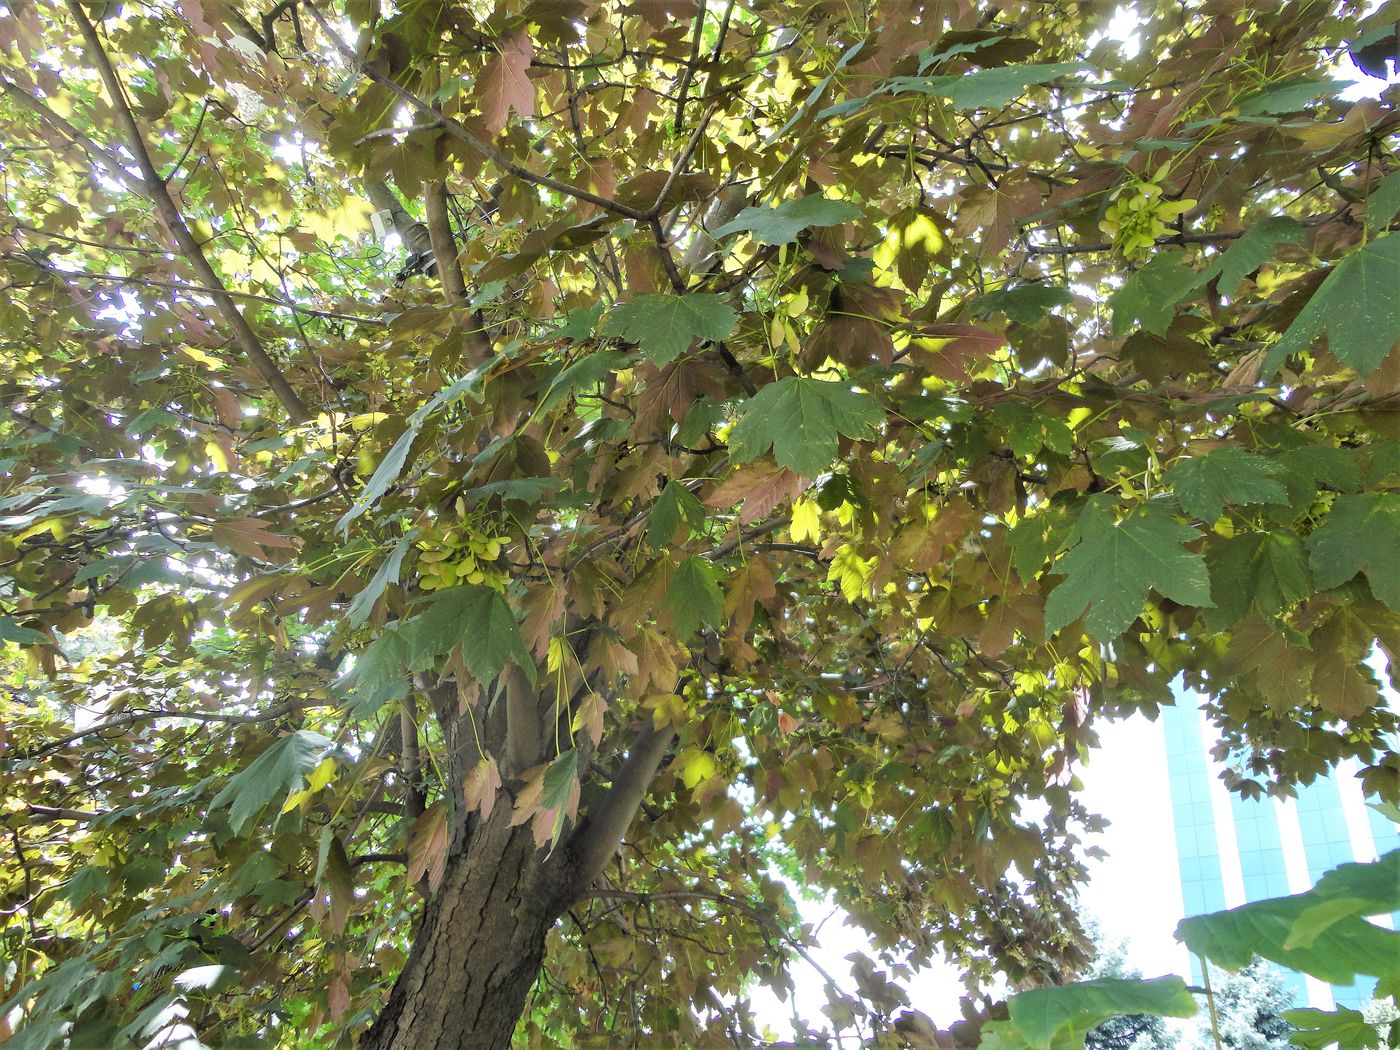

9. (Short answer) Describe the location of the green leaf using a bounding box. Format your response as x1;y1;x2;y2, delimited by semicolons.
664;556;723;637
1176;851;1400;983
535;350;630;412
649;481;707;551
1283;1007;1380;1050
729;377;884;476
891;62;1085;110
601;294;738;366
347;531;414;628
1163;447;1289;522
0;615;47;645
339;628;412;712
1202;216;1307;295
209;731;336;834
1369;170;1400;231
1265;233;1400;376
1236;78;1348;116
1044;499;1213;640
552;302;606;342
1203;531;1311;630
540;748;581;848
1110;251;1202;336
971;284;1072;325
1306;492;1400;611
1005;977;1197;1050
406;585;534;685
711;196;862;245
338;425;417;532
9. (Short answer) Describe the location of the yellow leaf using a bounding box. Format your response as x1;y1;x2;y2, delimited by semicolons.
676;746;717;790
789;497;822;544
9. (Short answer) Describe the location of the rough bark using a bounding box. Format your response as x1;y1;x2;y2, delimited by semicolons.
357;806;571;1050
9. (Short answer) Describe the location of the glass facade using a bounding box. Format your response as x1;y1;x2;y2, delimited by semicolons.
1162;687;1397;1009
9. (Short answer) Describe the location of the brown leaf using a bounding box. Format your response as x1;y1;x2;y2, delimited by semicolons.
463;756;503;821
211;517;296;559
705;461;807;523
572;691;607;747
479;31;535;134
910;324;1007;381
404;801;449;891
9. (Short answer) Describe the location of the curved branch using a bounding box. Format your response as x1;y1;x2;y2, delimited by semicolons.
565;719;675;893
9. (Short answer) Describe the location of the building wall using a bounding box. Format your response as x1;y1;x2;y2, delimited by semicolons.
1161;687;1398;1009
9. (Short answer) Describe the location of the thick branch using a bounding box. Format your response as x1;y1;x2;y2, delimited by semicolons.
63;0;312;423
566;720;675;893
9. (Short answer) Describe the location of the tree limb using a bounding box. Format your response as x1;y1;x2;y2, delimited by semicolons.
566;719;675;893
63;0;313;422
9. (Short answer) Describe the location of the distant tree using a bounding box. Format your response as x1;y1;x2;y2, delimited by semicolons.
1189;960;1295;1050
1083;927;1174;1050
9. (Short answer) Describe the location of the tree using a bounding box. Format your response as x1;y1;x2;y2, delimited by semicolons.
1083;929;1173;1050
1;0;1398;1046
1189;961;1295;1050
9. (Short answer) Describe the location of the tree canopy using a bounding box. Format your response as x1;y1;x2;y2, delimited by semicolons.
1;0;1399;1045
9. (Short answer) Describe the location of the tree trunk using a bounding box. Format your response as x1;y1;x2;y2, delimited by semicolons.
358;808;569;1050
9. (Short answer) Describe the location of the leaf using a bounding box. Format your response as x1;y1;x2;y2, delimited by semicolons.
880;62;1085;111
463;756;503;820
1176;851;1400;983
210;517;296;559
348;531;414;627
1203;531;1311;630
209;731;336;834
538;748;580;847
407;585;534;685
1236;78;1348;116
1005;976;1197;1050
404;802;449;891
1265;233;1400;377
479;30;535;134
1305;492;1400;611
1044;499;1213;640
1109;251;1201;336
1163;447;1289;522
1202;216;1308;295
970;284;1072;325
703;461;807;524
729;377;884;476
1369;170;1400;230
664;556;723;637
0;615;48;646
536;350;630;412
1283;1007;1382;1050
649;480;707;550
711;196;861;245
675;746;718;790
602;294;737;366
339;425;417;532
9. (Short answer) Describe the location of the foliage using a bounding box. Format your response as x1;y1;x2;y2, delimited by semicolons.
1082;929;1174;1050
1;0;1399;1044
1184;960;1295;1050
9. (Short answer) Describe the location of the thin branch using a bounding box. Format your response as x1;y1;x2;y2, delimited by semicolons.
61;1;312;422
14;699;314;759
303;2;651;222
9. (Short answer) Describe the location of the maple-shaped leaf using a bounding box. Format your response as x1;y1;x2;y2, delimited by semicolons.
664;556;723;637
1110;251;1202;336
601;294;737;366
210;517;296;559
704;461;806;524
648;480;706;550
479;31;535;134
1204;531;1311;630
1305;492;1400;611
711;196;861;245
463;755;503;820
1202;216;1307;295
1044;499;1214;640
347;531;414;627
532;748;581;848
406;585;534;685
209;730;336;834
405;802;449;891
1265;233;1400;376
1163;447;1289;522
1311;608;1384;718
729;377;884;476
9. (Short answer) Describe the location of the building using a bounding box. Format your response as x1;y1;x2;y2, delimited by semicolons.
1163;686;1399;1009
